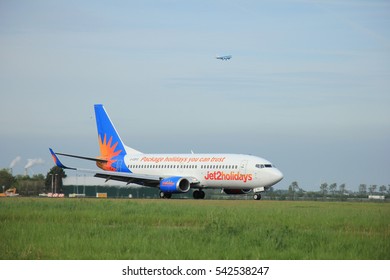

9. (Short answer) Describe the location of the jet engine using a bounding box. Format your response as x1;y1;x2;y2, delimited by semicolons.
223;188;252;195
160;176;191;193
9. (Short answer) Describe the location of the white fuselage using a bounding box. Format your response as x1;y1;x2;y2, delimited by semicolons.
123;153;283;190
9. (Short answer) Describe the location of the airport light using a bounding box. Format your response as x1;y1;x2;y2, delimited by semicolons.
54;174;58;194
49;174;54;193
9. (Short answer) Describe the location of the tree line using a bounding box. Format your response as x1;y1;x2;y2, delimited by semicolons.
0;166;66;196
269;181;390;201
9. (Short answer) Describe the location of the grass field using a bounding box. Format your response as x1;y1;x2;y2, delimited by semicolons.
0;198;389;260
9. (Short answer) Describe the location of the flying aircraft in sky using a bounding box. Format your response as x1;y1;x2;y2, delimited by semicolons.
216;55;232;60
50;104;283;200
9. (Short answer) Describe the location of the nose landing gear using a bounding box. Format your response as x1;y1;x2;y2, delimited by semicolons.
193;190;205;199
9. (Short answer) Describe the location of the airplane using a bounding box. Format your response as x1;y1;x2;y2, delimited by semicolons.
216;55;232;61
50;104;283;200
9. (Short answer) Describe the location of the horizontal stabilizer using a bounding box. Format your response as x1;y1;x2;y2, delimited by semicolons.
54;152;108;163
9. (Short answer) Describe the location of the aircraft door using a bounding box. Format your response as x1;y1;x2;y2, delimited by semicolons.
239;160;248;173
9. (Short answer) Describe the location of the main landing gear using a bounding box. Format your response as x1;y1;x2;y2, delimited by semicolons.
159;191;172;199
193;190;205;199
159;191;205;199
253;193;262;200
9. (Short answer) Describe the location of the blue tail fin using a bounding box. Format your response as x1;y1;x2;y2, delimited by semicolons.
94;104;127;158
94;104;141;172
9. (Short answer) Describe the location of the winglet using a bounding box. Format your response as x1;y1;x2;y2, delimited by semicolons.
49;148;75;170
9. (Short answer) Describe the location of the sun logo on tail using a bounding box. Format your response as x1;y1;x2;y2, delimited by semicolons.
97;134;122;171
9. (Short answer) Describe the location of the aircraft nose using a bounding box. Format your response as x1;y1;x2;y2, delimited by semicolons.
273;168;284;183
268;168;283;185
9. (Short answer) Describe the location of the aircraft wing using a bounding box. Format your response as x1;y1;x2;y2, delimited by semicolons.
49;148;199;188
88;169;162;187
95;170;199;188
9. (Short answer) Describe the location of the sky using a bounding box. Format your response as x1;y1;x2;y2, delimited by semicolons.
1;0;389;191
